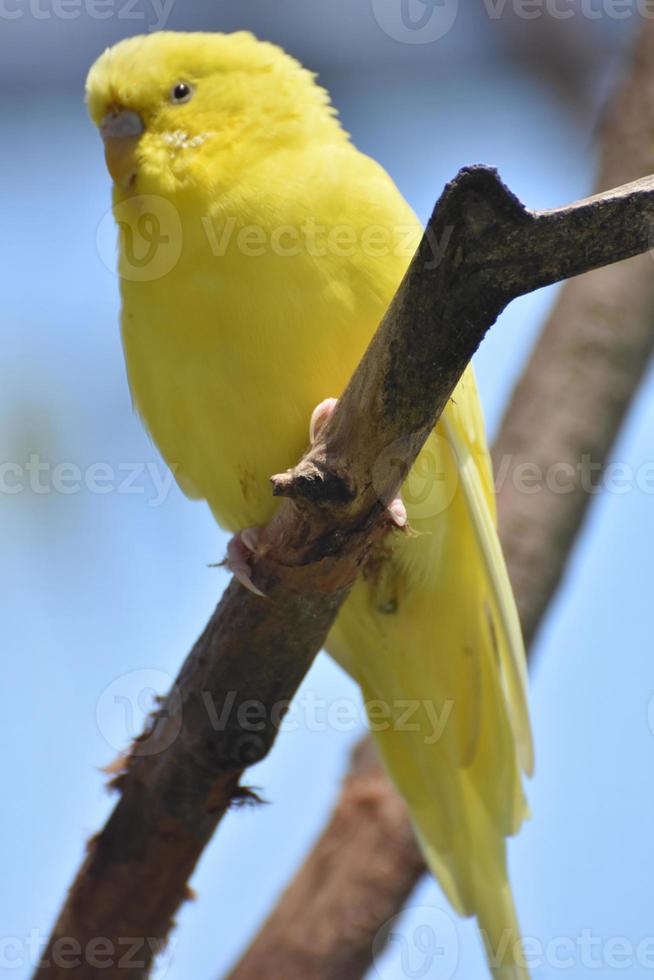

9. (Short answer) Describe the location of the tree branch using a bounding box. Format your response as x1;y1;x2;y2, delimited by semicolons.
36;148;654;979
229;22;654;980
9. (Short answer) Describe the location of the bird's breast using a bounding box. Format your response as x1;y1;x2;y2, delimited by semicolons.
119;237;379;531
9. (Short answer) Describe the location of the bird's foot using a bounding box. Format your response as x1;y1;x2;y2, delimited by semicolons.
309;396;338;444
308;396;407;528
386;495;408;528
223;526;266;597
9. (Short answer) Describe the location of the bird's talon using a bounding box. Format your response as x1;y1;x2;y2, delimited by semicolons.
387;495;408;528
309;397;338;444
224;528;266;597
240;526;260;553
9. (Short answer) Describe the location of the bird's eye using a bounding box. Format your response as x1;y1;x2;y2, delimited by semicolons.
170;82;193;104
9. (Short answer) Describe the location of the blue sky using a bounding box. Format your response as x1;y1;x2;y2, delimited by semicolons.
2;9;654;980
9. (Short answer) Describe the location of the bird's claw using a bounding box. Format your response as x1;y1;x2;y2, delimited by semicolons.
387;495;408;528
309;396;338;444
224;527;266;597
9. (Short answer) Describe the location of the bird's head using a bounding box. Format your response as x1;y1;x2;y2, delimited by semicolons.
86;31;344;199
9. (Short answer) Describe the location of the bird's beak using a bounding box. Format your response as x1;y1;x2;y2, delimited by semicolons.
100;108;144;190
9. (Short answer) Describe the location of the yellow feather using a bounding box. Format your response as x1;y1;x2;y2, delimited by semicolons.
86;31;533;976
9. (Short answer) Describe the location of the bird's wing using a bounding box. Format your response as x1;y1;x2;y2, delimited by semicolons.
327;367;532;977
444;370;533;776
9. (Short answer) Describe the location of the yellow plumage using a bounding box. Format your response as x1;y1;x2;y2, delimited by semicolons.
86;31;533;977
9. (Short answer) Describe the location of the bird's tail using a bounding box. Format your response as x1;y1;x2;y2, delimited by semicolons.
328;369;532;978
366;694;530;979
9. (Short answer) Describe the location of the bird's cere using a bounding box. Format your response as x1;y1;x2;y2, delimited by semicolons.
100;108;144;141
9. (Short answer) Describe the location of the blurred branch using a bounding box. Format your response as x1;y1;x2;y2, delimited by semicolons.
35;91;654;980
229;21;654;980
496;9;616;114
499;19;654;646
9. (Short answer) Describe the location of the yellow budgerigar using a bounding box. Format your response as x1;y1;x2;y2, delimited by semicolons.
86;32;533;978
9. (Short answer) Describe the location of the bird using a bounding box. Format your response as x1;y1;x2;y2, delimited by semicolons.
86;31;533;978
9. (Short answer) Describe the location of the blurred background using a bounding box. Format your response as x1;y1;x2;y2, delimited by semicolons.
2;3;654;978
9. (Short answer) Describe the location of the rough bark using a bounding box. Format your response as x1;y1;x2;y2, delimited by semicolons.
229;23;654;980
